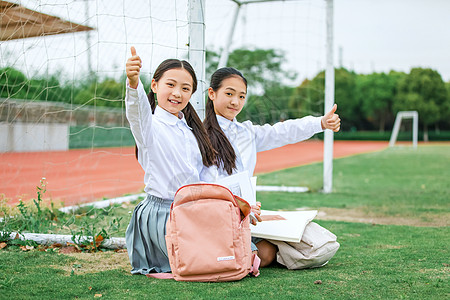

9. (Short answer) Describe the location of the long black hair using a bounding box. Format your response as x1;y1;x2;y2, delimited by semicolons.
135;59;216;167
203;67;248;175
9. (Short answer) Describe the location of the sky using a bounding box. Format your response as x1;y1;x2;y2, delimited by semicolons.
205;0;450;82
1;0;450;85
333;0;450;80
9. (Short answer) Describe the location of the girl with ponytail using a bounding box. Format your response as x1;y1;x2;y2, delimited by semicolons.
124;47;215;275
204;67;341;267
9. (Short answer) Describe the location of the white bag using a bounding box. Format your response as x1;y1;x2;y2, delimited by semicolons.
268;222;340;269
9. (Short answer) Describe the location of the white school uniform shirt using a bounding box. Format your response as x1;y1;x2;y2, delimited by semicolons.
211;115;324;180
125;79;205;200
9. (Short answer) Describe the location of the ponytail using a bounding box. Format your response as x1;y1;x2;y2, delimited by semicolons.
183;102;216;167
203;67;248;175
147;91;157;113
204;99;236;175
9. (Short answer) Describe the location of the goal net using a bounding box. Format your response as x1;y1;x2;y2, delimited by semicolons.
206;0;327;123
389;111;419;149
0;0;329;206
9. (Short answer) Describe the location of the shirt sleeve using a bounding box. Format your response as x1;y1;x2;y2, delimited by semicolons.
199;165;219;183
246;116;324;152
125;78;153;152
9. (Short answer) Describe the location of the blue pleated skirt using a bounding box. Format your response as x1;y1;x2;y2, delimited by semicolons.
125;194;172;274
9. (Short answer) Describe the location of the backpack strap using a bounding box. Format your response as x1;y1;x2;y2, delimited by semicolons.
146;273;174;280
249;253;261;277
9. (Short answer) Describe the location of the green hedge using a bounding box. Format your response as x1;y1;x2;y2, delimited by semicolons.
316;130;450;141
69;126;135;149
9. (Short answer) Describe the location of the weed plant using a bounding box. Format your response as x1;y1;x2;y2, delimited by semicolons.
0;179;124;251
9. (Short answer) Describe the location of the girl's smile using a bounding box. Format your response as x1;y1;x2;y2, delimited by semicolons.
151;68;193;117
208;76;247;120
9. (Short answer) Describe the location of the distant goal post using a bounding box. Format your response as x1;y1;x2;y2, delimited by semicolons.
389;111;418;149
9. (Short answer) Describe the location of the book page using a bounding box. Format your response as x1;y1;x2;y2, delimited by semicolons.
216;171;255;206
250;210;317;243
250;176;257;203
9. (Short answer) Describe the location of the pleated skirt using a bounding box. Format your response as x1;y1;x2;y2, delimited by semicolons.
125;194;172;274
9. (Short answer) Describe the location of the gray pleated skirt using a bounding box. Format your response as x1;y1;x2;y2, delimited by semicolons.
125;194;172;274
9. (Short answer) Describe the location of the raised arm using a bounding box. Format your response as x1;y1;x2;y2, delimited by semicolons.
249;116;323;153
125;47;153;153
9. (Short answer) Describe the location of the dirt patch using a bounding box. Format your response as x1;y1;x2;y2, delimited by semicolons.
418;268;449;280
315;207;449;227
52;251;131;276
374;244;407;249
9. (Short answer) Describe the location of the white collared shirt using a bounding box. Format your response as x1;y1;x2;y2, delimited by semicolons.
208;115;323;180
125;80;204;199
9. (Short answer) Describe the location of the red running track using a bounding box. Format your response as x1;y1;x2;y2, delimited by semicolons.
1;140;389;206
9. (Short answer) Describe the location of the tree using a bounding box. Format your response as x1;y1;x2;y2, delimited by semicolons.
0;67;28;99
355;71;405;132
0;67;80;103
289;74;324;118
394;68;447;141
206;48;296;89
74;78;125;108
440;81;450;130
333;68;359;130
26;75;72;103
206;47;297;124
289;68;359;131
238;84;295;124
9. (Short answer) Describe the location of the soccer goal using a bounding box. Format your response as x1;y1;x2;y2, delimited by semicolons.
389;111;419;149
0;0;335;206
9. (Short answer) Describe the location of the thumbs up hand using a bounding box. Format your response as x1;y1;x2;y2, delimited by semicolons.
321;104;341;132
126;46;142;89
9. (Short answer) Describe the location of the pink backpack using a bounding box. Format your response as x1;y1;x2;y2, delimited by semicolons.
149;183;259;282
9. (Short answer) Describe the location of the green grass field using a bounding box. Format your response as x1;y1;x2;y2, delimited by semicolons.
257;145;450;226
1;145;449;299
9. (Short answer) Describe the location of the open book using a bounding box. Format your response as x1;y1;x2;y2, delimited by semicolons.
216;172;317;242
250;210;317;243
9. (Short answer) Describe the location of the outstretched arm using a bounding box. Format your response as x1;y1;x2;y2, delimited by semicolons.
251;115;324;153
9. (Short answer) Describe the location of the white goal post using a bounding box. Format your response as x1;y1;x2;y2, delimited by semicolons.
323;0;334;193
189;0;207;120
389;111;419;149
